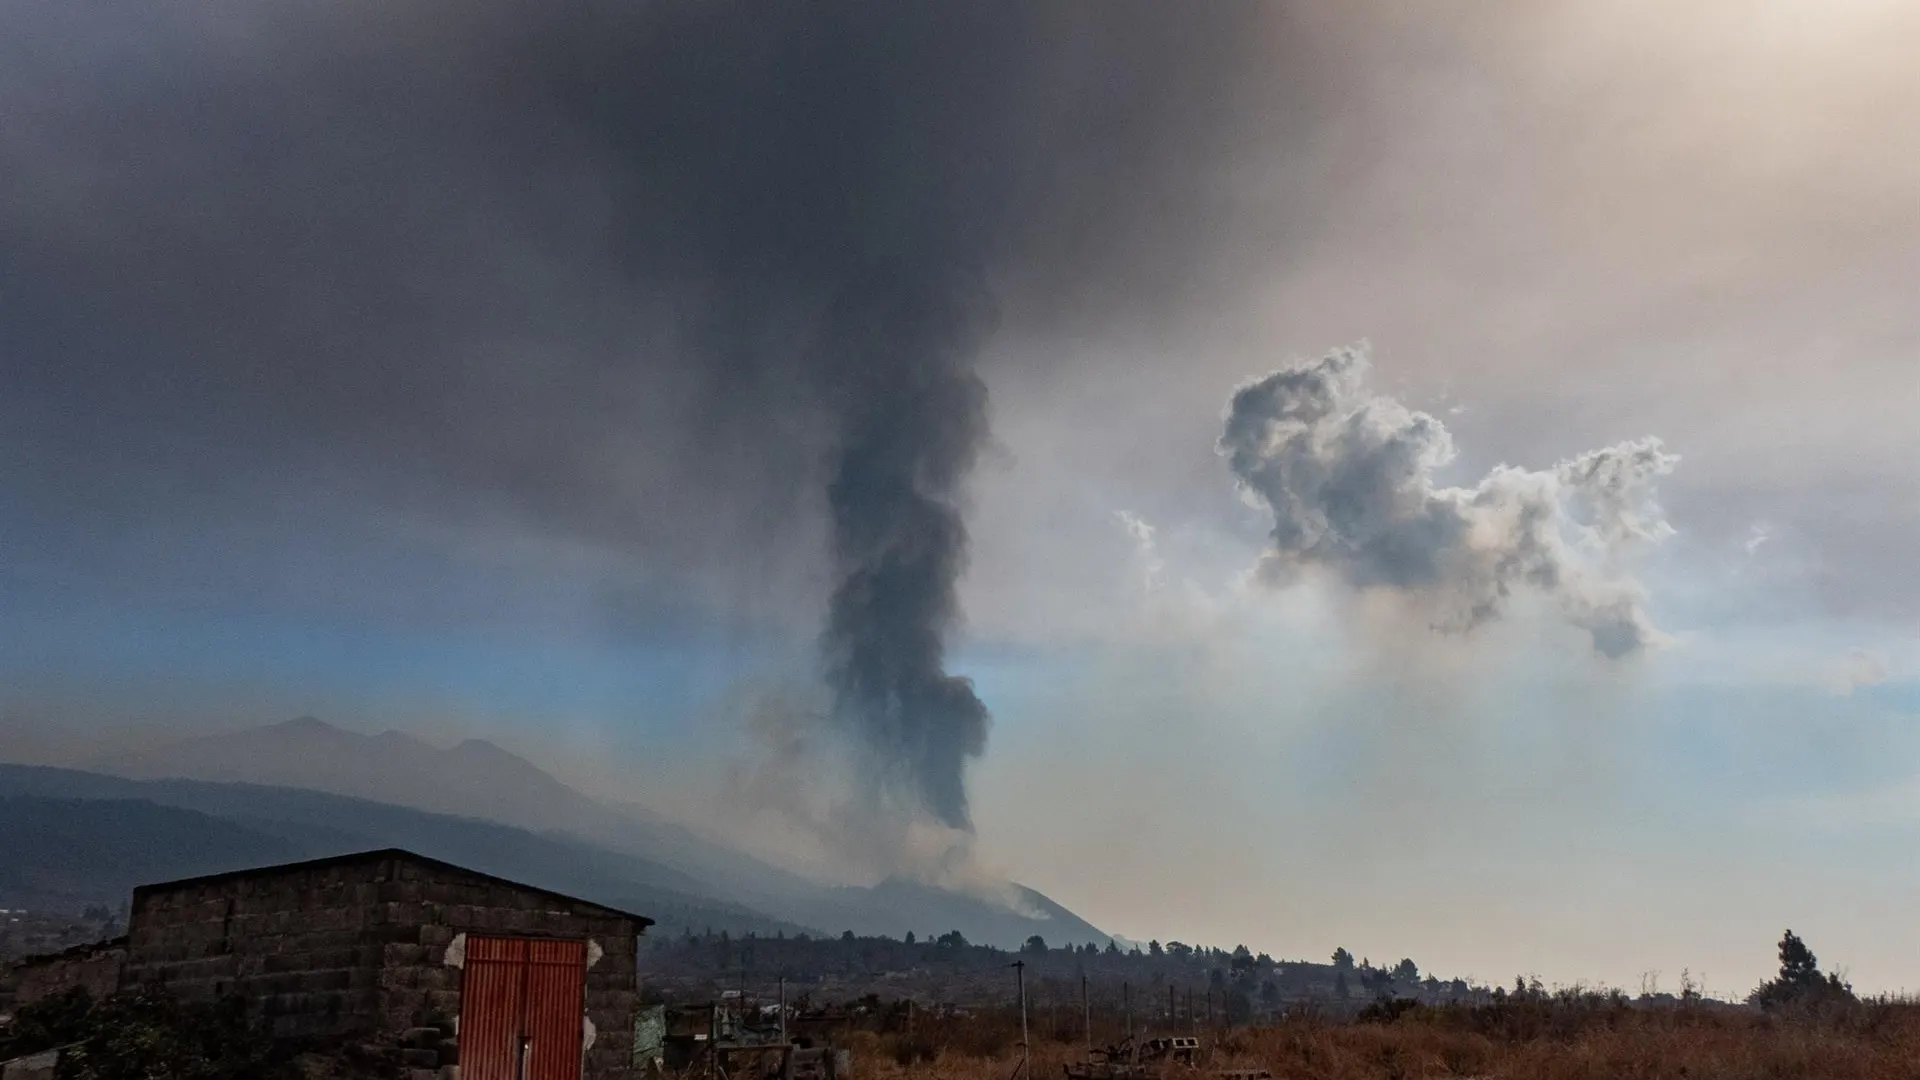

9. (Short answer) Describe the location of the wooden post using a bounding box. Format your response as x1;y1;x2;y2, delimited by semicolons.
1014;961;1029;1080
1082;974;1091;1054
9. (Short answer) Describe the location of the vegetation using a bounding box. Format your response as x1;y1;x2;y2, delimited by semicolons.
1749;929;1857;1012
0;986;283;1079
772;929;1912;1080
839;995;1920;1080
645;928;1453;1012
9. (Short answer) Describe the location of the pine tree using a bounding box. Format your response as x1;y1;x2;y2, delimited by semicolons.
1778;930;1819;987
1750;929;1856;1009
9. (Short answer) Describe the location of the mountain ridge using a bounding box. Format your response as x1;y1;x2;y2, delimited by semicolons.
70;718;1112;947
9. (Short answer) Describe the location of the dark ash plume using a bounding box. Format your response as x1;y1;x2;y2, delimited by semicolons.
1220;345;1678;657
818;282;992;830
1;2;1282;833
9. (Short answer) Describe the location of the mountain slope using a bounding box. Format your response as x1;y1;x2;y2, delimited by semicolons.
82;720;1117;947
0;796;297;910
0;765;808;937
95;717;615;835
94;717;820;912
799;879;1110;947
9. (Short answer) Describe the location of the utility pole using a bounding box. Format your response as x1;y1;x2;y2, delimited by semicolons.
1013;960;1030;1080
1082;974;1091;1054
1123;982;1132;1044
779;977;787;1044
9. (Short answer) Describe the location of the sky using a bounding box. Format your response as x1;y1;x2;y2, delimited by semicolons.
3;1;1917;995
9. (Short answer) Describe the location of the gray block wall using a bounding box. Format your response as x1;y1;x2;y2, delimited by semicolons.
123;851;642;1079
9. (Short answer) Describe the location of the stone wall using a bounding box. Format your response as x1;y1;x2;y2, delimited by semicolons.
9;939;127;1008
123;851;642;1079
123;859;390;1039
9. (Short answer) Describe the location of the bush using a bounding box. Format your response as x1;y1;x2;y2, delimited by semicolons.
0;986;285;1080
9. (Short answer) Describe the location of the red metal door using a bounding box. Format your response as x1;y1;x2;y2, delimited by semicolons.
523;939;588;1080
460;937;588;1080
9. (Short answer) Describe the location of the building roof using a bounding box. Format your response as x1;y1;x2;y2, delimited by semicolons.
131;848;654;928
9;936;127;970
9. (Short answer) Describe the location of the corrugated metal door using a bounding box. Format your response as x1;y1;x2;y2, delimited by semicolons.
462;937;529;1080
523;939;588;1080
460;937;588;1080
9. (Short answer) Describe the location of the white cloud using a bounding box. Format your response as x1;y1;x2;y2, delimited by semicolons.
1826;648;1892;696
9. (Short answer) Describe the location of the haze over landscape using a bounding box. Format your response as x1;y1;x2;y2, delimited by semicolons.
3;0;1917;1005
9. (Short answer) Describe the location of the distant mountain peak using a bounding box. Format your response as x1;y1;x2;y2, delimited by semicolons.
448;738;515;759
280;715;333;731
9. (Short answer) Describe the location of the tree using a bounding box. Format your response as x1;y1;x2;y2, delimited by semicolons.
904;931;915;945
1331;948;1354;972
1167;941;1193;960
841;930;856;942
1359;966;1393;998
937;930;969;948
1779;931;1818;985
1023;935;1048;955
1106;940;1121;955
1751;929;1856;1010
1333;971;1351;1000
1391;958;1418;983
1230;945;1255;973
1148;940;1164;957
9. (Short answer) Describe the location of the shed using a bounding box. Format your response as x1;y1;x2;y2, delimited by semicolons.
122;848;651;1080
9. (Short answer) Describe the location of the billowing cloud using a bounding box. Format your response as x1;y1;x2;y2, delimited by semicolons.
1219;345;1678;657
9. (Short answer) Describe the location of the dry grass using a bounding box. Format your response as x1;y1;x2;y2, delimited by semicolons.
841;1000;1920;1080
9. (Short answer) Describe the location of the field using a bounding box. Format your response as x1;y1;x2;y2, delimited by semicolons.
836;998;1920;1080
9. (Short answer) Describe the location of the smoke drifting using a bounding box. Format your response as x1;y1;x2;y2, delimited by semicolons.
1220;346;1678;657
815;277;991;831
1;2;1281;836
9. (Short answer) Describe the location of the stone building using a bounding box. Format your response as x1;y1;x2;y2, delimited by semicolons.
122;848;650;1080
